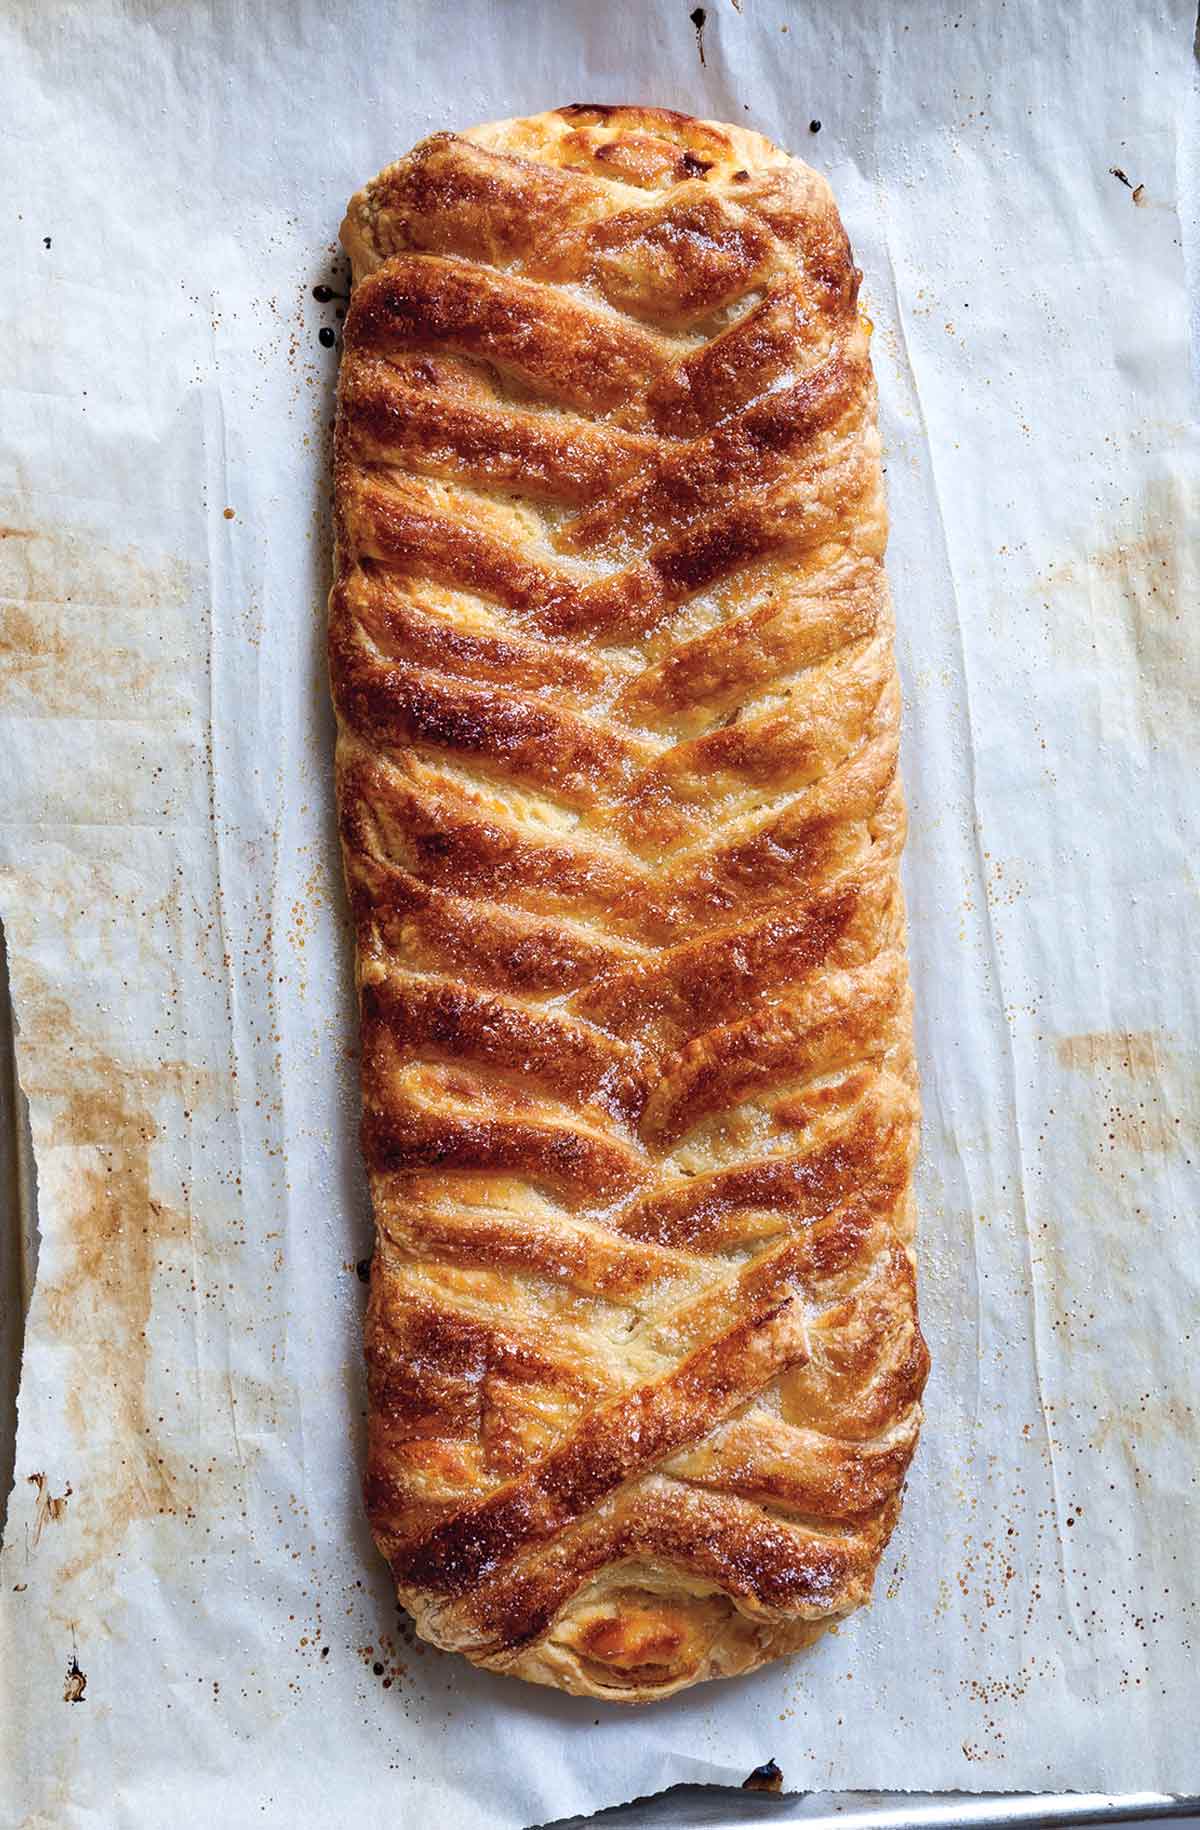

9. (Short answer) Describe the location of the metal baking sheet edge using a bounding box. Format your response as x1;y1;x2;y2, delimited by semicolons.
0;919;38;1534
539;1788;1195;1829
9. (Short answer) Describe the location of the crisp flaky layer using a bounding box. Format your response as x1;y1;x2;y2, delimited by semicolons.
331;104;926;1703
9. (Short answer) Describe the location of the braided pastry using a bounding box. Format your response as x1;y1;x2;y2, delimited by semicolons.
331;105;927;1702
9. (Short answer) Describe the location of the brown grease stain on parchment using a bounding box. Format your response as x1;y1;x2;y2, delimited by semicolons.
0;524;188;717
1040;1020;1200;1479
1030;1220;1100;1344
1036;477;1199;732
2;514;217;1588
1090;1394;1197;1458
1031;1027;1187;1358
1030;496;1199;1456
40;1083;189;1572
0;522;187;607
1056;1031;1159;1076
1056;1026;1197;1159
16;970;214;1581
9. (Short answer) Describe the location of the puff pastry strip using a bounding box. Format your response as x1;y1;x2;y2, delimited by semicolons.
331;105;926;1702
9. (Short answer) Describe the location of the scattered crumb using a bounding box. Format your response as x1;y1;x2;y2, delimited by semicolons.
27;1473;72;1546
743;1758;784;1793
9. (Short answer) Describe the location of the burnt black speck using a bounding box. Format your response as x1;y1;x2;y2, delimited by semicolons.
809;120;822;134
743;1758;784;1793
319;326;336;348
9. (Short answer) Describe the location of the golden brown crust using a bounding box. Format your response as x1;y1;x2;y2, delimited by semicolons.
331;105;926;1703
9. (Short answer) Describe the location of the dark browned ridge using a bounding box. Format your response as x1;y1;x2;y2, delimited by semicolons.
331;105;925;1702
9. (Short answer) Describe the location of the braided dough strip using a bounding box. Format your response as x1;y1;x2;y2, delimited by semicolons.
331;105;926;1702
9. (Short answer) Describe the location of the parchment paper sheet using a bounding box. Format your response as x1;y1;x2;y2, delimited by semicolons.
1;3;1198;1824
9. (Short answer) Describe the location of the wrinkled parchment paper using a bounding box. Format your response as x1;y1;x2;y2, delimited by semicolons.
2;2;1198;1824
